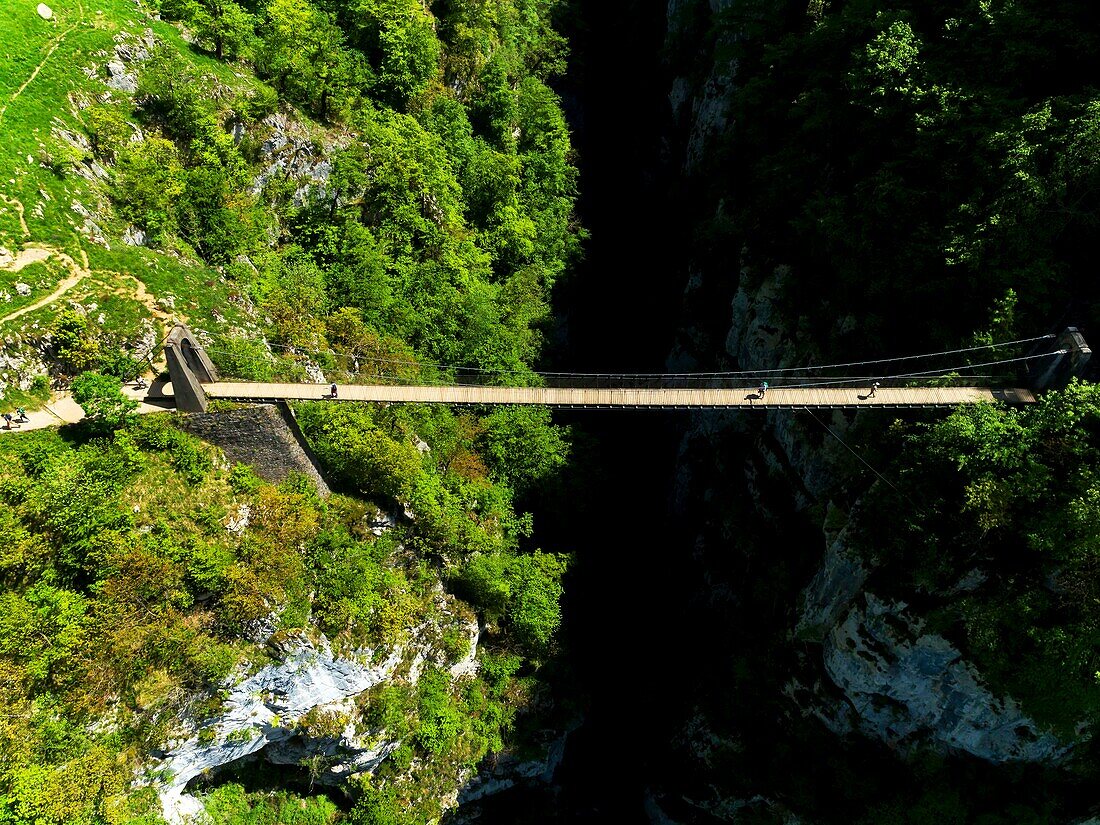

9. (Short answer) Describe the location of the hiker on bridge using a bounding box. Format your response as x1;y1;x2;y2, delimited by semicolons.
758;381;768;398
15;407;27;422
2;413;14;430
330;382;338;399
868;381;879;398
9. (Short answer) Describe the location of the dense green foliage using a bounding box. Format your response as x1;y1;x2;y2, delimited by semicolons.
70;372;139;433
0;424;250;823
97;0;582;380
0;408;560;822
294;400;568;652
674;0;1100;356
48;311;147;383
0;0;579;813
0;0;582;818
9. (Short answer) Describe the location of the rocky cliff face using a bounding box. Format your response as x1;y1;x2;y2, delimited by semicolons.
658;0;1076;815
152;634;404;822
687;150;1067;765
143;584;480;822
817;593;1067;762
667;0;739;174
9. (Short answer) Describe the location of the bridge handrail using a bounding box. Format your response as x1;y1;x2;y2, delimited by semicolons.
198;342;1066;391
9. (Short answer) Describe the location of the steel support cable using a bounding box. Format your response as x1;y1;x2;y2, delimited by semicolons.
720;333;1056;376
802;406;902;494
801;408;938;519
123;327;175;384
201;343;1055;390
784;350;1065;389
800;409;935;531
210;333;1057;381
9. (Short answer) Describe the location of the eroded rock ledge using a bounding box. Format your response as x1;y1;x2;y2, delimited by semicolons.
820;593;1069;763
146;597;480;821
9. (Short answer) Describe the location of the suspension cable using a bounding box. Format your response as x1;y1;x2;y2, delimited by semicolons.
784;351;1064;389
802;406;903;494
199;345;1058;388
202;333;1057;381
123;327;174;384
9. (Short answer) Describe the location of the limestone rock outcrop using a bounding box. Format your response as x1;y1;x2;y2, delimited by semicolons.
152;634;403;821
144;570;483;823
823;594;1069;763
250;114;337;206
795;510;868;641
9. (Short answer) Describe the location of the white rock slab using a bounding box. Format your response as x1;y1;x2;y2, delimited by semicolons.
824;593;1070;763
154;635;401;820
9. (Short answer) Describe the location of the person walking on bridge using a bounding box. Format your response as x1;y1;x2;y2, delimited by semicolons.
330;382;338;399
758;381;768;398
868;381;879;398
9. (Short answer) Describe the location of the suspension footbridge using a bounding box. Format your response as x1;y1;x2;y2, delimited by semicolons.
162;326;1088;413
199;381;1035;409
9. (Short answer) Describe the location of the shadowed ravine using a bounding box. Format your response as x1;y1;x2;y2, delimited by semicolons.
470;2;694;820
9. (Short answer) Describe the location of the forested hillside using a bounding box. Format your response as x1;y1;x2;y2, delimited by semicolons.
10;0;1100;821
0;0;581;821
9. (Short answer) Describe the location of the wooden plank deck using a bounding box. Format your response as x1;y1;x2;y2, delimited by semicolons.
200;383;1038;409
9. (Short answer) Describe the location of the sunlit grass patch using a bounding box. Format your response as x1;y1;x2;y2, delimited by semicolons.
0;258;61;312
126;427;235;533
0;0;263;337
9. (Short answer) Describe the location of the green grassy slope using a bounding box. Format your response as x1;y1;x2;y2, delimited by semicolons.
0;0;258;409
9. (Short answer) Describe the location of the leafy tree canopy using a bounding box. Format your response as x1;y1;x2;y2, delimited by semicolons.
70;372;139;433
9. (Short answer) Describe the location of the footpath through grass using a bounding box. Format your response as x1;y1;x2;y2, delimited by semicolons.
0;0;259;403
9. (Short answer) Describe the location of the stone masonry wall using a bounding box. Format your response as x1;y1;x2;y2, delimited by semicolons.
178;404;331;495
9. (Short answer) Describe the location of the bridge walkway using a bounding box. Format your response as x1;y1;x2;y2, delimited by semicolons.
201;382;1038;409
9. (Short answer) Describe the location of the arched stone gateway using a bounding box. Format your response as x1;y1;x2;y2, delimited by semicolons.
164;324;218;412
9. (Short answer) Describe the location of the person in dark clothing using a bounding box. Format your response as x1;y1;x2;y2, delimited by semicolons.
330;382;338;399
868;381;880;397
2;413;13;429
757;381;768;398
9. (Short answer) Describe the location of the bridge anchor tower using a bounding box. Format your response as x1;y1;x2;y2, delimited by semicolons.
164;324;218;412
1029;327;1092;392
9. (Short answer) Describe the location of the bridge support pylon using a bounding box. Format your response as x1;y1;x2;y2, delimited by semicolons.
165;324;218;412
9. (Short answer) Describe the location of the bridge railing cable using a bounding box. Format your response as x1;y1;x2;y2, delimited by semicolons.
227;333;1055;379
782;351;1064;389
121;327;174;385
198;334;1059;390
